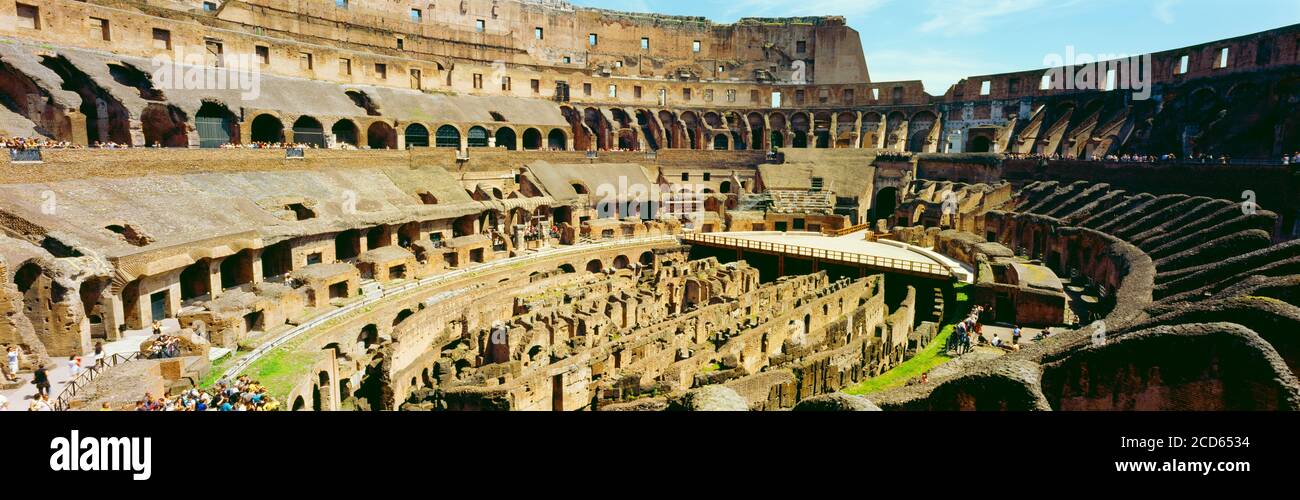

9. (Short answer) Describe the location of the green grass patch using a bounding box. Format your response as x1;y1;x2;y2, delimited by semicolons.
843;283;971;396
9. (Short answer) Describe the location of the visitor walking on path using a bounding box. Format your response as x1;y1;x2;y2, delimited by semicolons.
32;364;50;397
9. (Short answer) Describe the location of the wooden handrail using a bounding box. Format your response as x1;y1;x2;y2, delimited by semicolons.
684;233;954;279
53;352;142;411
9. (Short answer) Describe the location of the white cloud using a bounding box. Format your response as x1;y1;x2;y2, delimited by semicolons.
919;0;1082;36
865;48;1001;94
1153;0;1184;24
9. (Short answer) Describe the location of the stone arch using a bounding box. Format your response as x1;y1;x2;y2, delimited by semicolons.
658;110;682;148
872;186;899;223
194;101;239;147
585;259;603;273
436;125;462;148
547;128;567;150
403;123;429;148
393;308;414;327
494;126;517;150
582;107;609;150
712;133;729;150
467;126;490;147
635;109;663;150
358;324;379;352
681;111;704;149
332;119;360;146
367;121;397;149
558;263;576;274
747;112;766;149
249;113;284;143
612;255;630;270
139;103;188;147
907;110;938;153
861;112;883;148
522;128;542;150
292;115;326;148
639;251;655;267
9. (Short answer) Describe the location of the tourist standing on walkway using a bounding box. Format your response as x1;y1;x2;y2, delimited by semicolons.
1012;325;1022;345
5;346;19;381
32;364;50;397
93;342;105;367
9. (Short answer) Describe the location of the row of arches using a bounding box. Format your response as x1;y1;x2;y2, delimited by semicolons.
563;105;943;153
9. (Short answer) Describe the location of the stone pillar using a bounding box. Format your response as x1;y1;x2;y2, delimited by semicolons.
829;114;838;149
250;249;265;284
68;111;89;146
207;259;223;300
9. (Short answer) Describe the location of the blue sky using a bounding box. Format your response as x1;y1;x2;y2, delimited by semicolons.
568;0;1300;93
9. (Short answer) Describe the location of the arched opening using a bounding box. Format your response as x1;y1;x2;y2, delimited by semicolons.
558;263;576;274
435;125;461;148
195;101;238;147
494;127;517;150
332;119;359;147
968;135;992;153
522;128;542;150
292;116;326;148
547;129;567;150
250;114;284;143
404;123;429;148
720;181;732;194
179;259;210;301
872;187;899;224
367;122;396;149
585;259;603;273
612;255;630;270
712;134;729;150
335;229;361;260
140;103;188;147
358;324;379;351
467;126;489;148
639;251;654;267
393;308;414;327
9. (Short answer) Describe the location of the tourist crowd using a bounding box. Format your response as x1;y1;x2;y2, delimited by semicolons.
2;136;81;150
136;375;279;411
219;141;319;149
144;334;184;359
876;152;915;162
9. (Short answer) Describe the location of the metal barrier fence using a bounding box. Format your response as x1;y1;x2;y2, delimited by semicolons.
8;148;43;162
53;352;141;410
683;233;954;279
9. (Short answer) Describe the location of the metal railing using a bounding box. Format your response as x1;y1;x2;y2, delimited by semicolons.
683;233;954;279
53;352;141;411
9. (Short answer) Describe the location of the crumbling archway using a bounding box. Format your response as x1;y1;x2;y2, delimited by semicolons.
367;121;396;149
250;114;284;143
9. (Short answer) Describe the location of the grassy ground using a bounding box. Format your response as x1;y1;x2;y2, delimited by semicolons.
843;283;970;396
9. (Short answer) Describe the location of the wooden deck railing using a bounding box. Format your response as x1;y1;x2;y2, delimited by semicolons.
683;233;955;279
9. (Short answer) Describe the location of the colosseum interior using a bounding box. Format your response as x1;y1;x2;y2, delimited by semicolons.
0;0;1298;412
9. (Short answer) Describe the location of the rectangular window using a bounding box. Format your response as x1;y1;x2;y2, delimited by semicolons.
299;52;313;70
255;45;269;65
1008;78;1021;93
683;88;692;101
750;89;760;103
396;38;404;50
335;0;348;8
818;88;829;103
796;40;807;53
563;56;571;64
501;76;511;91
535;27;544;40
641;37;650;50
589;33;598;46
206;40;224;67
339;58;352;76
871;88;880;100
1177;54;1190;74
475;19;485;32
15;3;39;30
1040;73;1053;90
1105;68;1117;91
583;83;592;96
727;89;737;102
374;63;387;79
892;86;903;102
842;88;854;103
1217;47;1230;68
634;86;642;99
681;172;689;181
704;89;714;102
410;68;421;89
770;91;781;107
979;80;991;96
473;73;483;89
531;79;541;93
89;17;110;41
794;89;805;103
153;28;172;50
410;9;422;22
203;1;217;12
608;85;617;98
692;40;701;53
